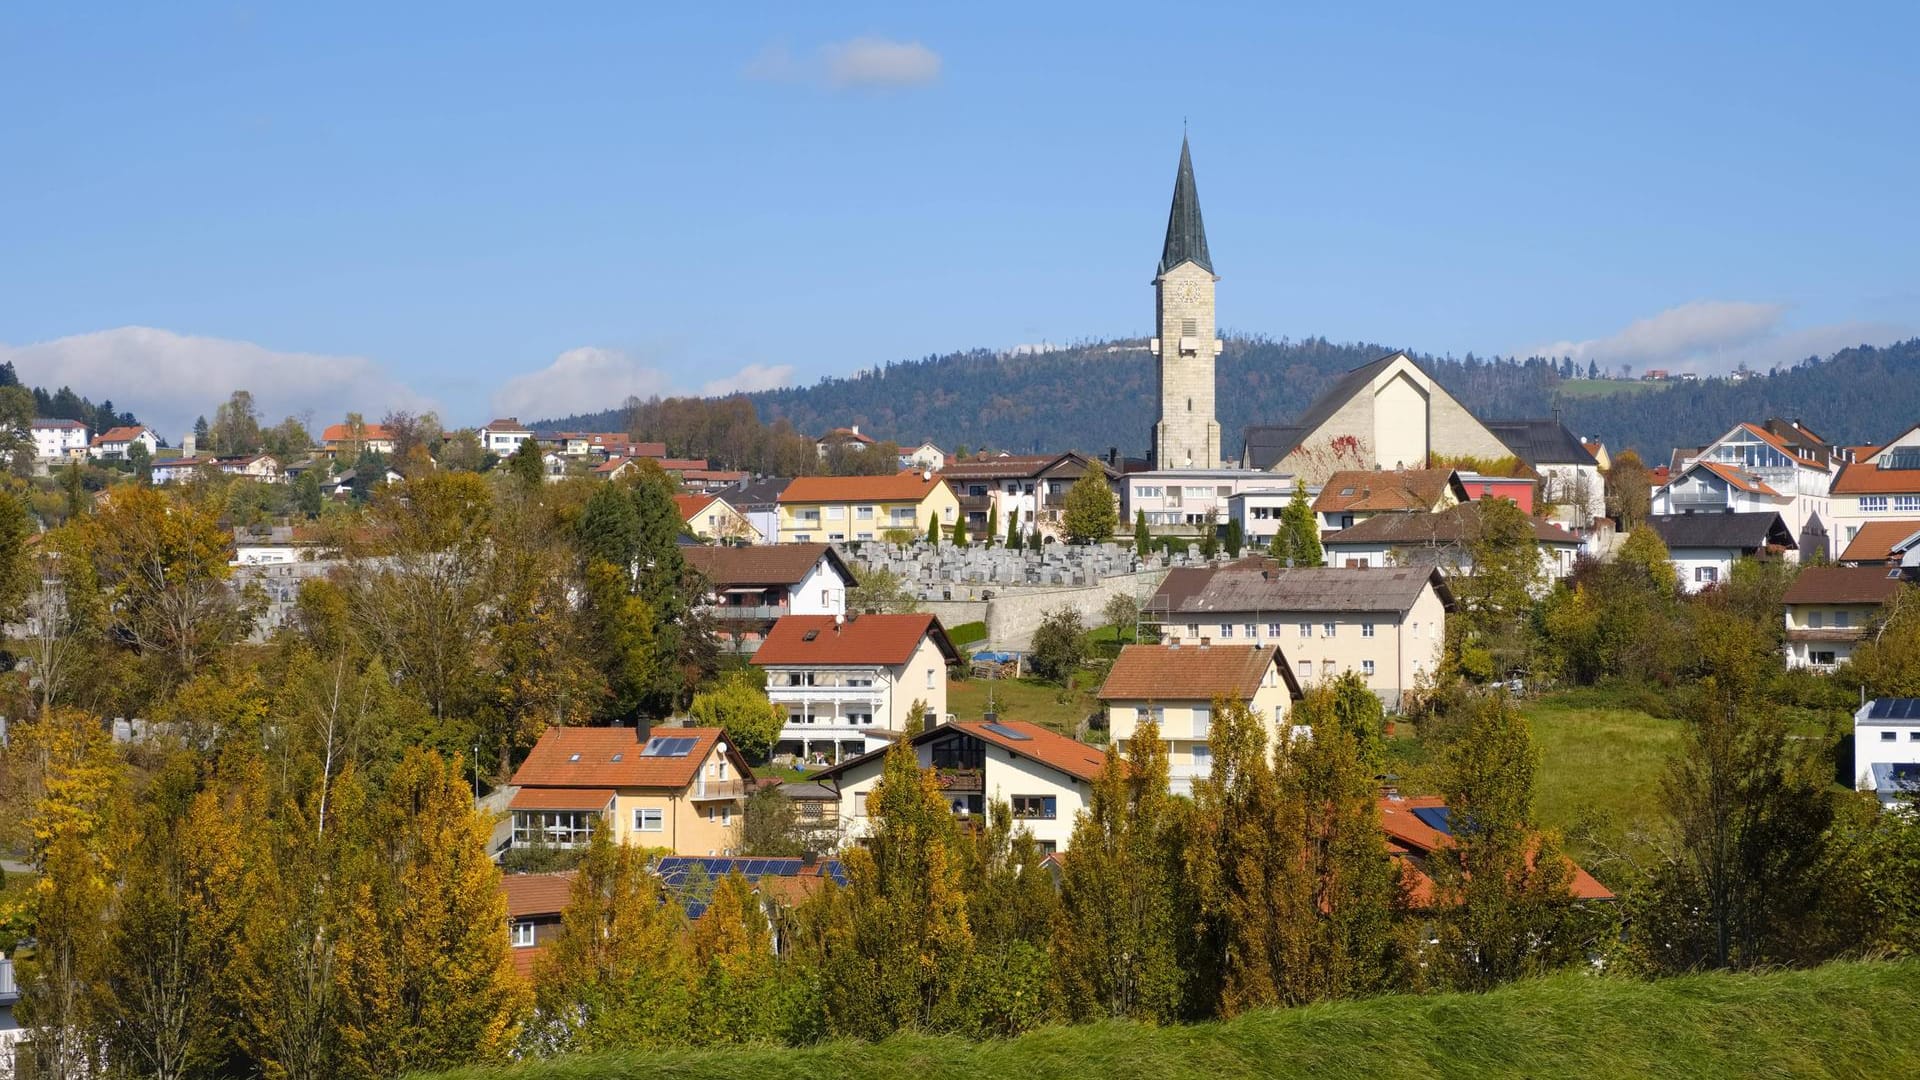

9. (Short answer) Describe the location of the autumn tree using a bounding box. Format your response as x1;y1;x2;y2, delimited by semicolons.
331;748;526;1077
1616;523;1678;595
1061;471;1117;543
532;833;695;1052
688;675;783;760
847;566;919;615
1848;584;1920;696
949;802;1057;1037
1053;720;1185;1023
1425;693;1599;989
1605;449;1654;531
211;389;265;455
815;740;973;1037
0;487;33;624
1027;607;1088;684
1447;496;1543;681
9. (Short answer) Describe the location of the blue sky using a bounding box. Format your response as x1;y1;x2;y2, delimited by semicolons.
4;3;1917;437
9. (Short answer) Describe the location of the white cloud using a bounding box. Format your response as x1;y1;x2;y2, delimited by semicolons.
0;326;431;443
492;348;799;420
1525;300;1912;376
743;35;941;90
701;363;795;396
823;37;942;88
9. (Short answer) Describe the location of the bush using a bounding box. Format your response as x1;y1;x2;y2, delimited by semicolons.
1028;608;1088;684
948;621;989;649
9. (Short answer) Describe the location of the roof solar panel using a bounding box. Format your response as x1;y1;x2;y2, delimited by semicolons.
1411;806;1453;835
1870;699;1920;720
982;722;1031;741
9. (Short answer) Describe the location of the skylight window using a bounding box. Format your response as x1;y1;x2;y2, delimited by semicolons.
568;753;581;762
642;736;698;757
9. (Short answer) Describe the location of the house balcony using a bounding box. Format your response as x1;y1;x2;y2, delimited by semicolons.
930;767;984;793
766;682;885;700
1785;627;1865;644
699;604;791;622
692;779;747;801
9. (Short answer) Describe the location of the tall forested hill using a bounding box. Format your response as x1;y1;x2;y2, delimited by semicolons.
543;337;1920;463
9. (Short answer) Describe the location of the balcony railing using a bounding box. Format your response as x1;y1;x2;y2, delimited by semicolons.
692;778;747;801
932;767;984;793
699;604;790;622
766;682;885;698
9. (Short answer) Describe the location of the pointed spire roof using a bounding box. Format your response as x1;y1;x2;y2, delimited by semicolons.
1158;135;1213;276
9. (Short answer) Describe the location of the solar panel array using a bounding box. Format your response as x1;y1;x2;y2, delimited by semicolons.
982;722;1031;741
1878;448;1920;471
654;855;851;917
642;735;699;757
1867;699;1920;720
1410;806;1453;836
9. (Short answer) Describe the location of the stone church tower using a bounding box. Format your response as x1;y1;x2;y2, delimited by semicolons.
1151;135;1223;469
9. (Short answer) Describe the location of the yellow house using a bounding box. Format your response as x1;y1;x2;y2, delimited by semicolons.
508;726;752;857
676;493;760;543
775;471;960;544
1099;643;1301;796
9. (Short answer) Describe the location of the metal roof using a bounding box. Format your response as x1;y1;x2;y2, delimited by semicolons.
1644;512;1797;553
1158;135;1212;275
1483;419;1593;467
1173;564;1454;616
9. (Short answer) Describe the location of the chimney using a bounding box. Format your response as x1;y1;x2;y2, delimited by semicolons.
850;425;860;436
801;849;819;870
983;709;998;725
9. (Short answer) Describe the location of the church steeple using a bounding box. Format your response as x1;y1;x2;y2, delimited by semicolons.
1158;135;1212;276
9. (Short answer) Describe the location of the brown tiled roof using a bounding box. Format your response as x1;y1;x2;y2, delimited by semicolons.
508;787;616;811
656;458;712;471
818;427;876;445
1839;520;1920;564
778;471;949;504
1174;565;1453;617
1098;644;1284;701
751;614;957;667
500;872;576;918
510;726;742;790
486;418;529;430
1145;565;1216;617
939;454;1056;481
1323;501;1579;546
953;720;1112;782
1781;566;1908;606
1832;460;1920;496
683;543;855;589
509;945;547;981
1313;469;1459;514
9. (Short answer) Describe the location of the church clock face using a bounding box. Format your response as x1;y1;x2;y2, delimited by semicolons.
1176;281;1202;304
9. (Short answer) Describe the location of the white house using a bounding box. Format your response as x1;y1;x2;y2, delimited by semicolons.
1664;420;1843;560
1319;500;1583;583
1644;512;1797;593
1126;468;1299;536
1853;698;1920;808
481;418;535;458
899;441;948;472
752;613;961;765
30;418;89;461
1226;487;1301;550
808;719;1113;854
941;451;1116;542
89;425;160;461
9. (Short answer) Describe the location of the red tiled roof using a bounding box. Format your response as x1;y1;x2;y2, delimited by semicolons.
819;427;876;445
953;719;1113;782
508;787;616;811
778;471;950;504
1832;460;1920;496
486;418;529;431
674;494;718;519
500;872;576;918
91;425;148;446
1839;520;1920;564
683;543;854;588
751;614;956;667
656;458;711;471
1379;795;1613;905
1313;469;1460;514
321;422;392;443
509;945;546;981
510;726;741;790
1098;644;1284;701
1781;566;1908;606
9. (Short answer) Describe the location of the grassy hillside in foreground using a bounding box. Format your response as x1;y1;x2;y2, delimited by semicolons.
418;959;1920;1080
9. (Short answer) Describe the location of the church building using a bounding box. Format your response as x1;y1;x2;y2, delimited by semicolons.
1151;136;1225;470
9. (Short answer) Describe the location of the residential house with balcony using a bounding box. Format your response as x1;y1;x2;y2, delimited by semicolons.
89;424;160;461
807;719;1115;854
1226;487;1304;551
507;725;753;858
774;471;958;544
1644;512;1797;593
1853;698;1920;807
1313;468;1468;532
481;418;535;458
1147;563;1450;707
753;612;961;764
1319;500;1583;582
1125;468;1298;537
1780;565;1907;671
1831;432;1920;555
675;492;760;543
683;543;856;650
940;451;1115;542
1669;419;1845;559
1099;643;1300;796
30;418;89;461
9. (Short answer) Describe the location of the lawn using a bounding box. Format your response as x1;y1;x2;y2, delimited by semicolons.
1555;378;1668;400
418;958;1920;1080
1382;689;1683;887
947;676;1103;740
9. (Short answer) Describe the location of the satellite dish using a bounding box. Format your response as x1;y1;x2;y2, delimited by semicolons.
834;613;845;625
922;468;932;481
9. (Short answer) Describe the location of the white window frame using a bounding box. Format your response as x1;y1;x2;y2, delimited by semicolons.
511;921;535;947
633;807;664;832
